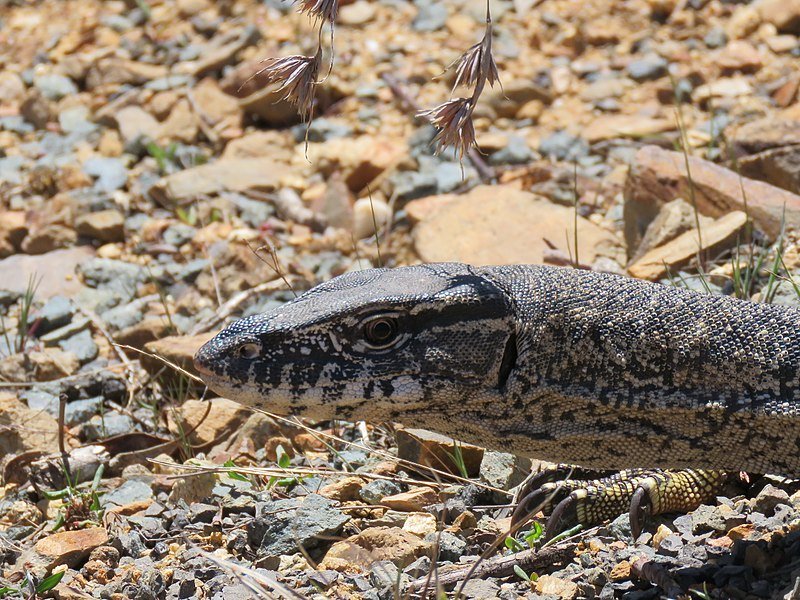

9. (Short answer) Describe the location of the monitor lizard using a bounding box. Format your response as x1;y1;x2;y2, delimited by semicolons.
194;263;800;536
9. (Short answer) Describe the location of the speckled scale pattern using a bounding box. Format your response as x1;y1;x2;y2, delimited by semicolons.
195;262;800;477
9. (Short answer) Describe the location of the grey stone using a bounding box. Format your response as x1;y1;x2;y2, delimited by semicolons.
627;55;668;82
0;116;34;134
34;74;78;100
112;530;147;558
226;193;274;228
102;480;154;508
83;157;128;192
392;171;438;201
480;451;532;499
425;530;466;562
39;317;90;344
36;295;75;333
433;160;471;193
188;503;218;523
296;118;353;142
20;389;60;416
247;493;350;556
704;27;728;49
539;130;589;161
606;513;633;542
59;106;97;136
59;329;98;363
360;479;404;505
460;578;501;599
412;0;448;31
83;411;136;440
656;533;683;557
65;396;102;426
100;302;144;331
754;484;790;516
0;156;26;185
490;136;535;165
162;223;196;247
79;258;147;300
690;504;727;534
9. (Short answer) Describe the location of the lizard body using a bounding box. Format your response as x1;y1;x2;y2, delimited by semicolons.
194;263;800;476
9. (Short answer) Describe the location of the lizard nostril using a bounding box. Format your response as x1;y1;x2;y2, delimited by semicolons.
193;347;213;376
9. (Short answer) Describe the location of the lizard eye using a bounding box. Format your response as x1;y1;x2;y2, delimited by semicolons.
363;316;399;349
236;343;260;360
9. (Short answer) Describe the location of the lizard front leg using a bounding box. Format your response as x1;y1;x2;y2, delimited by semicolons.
511;465;729;539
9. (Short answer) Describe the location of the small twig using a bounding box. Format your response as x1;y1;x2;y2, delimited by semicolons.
632;558;683;597
380;73;496;182
408;539;577;592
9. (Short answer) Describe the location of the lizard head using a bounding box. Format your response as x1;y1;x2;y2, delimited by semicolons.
193;263;516;423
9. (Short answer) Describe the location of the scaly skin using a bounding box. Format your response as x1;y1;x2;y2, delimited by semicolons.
194;263;800;477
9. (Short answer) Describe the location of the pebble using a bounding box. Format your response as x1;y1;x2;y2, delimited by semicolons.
34;74;78;100
626;55;669;81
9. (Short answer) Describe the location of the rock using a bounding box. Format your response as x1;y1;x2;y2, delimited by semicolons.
627;55;668;81
628;211;747;280
381;487;439;512
21;223;77;255
395;428;484;477
83;411;136;440
425;530;466;562
402;512;438;537
247;494;350;557
625;145;800;244
59;330;99;364
319;527;433;571
479;451;532;500
0;71;25;105
79;258;147;300
86;58;168;88
489;136;534;165
0;211;27;258
413;0;448;31
716;41;762;73
534;574;579;599
33;74;78;100
35;295;75;333
83;157;128;192
539;130;589;161
101;480;154;509
113;106;161;146
691;505;728;534
339;0;378;25
319;476;366;501
755;0;800;33
15;528;108;577
192;77;242;139
158;99;199;143
731;118;800;154
169;398;251;446
704;27;728;48
75;210;125;243
0;392;59;455
693;77;753;103
179;26;261;78
583;114;673;142
632;198;714;262
309;136;405;193
64;397;103;426
754;484;790;515
739;146;800;195
482;80;552;119
460;578;501;599
352;197;392;239
413;185;623;266
360;479;405;505
0;247;93;300
142;332;214;377
162;223;196;246
148;157;282;207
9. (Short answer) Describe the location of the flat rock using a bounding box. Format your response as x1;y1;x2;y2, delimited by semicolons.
395;428;484;478
628;211;747;280
380;487;440;512
142;332;214;376
583;114;673;142
631;198;714;262
148;157;283;207
169;398;251;446
309;136;406;193
413;185;623;266
14;527;108;578
0;246;93;300
625;145;800;245
0;392;59;455
319;526;433;571
75;209;125;243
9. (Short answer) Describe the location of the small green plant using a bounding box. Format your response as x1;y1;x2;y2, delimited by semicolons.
449;441;469;479
44;464;105;532
0;570;65;598
176;206;198;227
513;564;538;583
504;536;525;552
146;141;179;174
267;444;307;490
223;459;250;482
